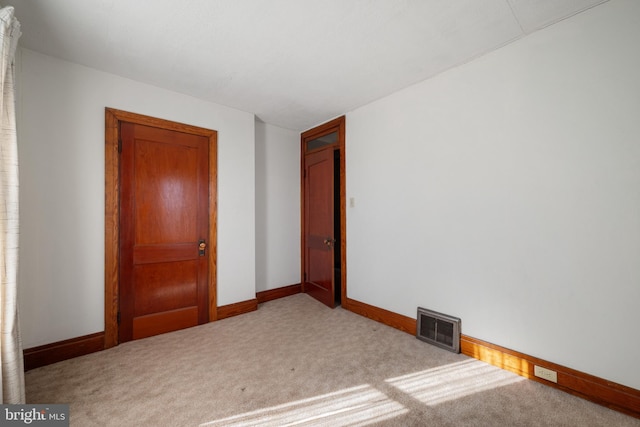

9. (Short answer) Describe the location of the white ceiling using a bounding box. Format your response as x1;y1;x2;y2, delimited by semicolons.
7;0;608;131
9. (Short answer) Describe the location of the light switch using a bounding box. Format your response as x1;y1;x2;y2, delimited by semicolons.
349;197;355;208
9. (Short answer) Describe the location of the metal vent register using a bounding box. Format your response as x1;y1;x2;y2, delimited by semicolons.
416;307;461;353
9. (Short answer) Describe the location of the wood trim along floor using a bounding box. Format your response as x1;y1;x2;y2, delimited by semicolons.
24;297;259;370
343;297;640;419
461;335;640;418
21;294;640;419
256;284;302;304
217;299;258;320
23;332;105;371
344;297;416;335
22;283;299;371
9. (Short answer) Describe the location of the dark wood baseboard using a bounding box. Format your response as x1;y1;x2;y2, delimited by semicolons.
24;297;260;369
343;297;640;419
23;332;105;371
344;297;416;335
461;335;640;419
217;298;258;320
256;283;302;304
23;296;259;370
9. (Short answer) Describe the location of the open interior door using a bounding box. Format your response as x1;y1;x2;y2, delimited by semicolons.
303;147;336;307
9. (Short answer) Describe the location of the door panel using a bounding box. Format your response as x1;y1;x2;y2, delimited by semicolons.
133;138;199;244
304;147;335;307
132;307;199;341
119;122;209;342
133;261;199;316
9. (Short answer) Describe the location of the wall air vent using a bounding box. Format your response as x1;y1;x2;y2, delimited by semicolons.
416;307;461;353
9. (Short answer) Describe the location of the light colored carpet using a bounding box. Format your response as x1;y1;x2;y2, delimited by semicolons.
26;293;640;426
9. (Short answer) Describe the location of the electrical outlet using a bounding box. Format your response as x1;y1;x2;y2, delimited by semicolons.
534;365;558;383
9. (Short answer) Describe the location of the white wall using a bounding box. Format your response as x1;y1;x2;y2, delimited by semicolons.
346;0;640;389
255;121;300;292
17;49;256;348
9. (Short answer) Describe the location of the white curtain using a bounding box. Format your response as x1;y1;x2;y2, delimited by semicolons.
0;5;23;404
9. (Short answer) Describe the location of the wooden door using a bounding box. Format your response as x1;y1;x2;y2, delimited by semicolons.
119;122;210;342
304;147;336;307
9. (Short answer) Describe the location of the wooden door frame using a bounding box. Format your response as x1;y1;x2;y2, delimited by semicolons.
301;116;347;307
104;108;218;349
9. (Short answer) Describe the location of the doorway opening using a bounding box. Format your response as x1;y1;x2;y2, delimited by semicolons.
301;116;346;309
333;149;341;307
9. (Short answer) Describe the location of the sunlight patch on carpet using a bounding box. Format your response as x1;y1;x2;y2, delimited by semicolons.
200;384;407;427
386;359;525;406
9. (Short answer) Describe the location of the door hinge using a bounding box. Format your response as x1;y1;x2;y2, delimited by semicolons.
117;137;122;153
117;312;121;324
304;272;307;282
